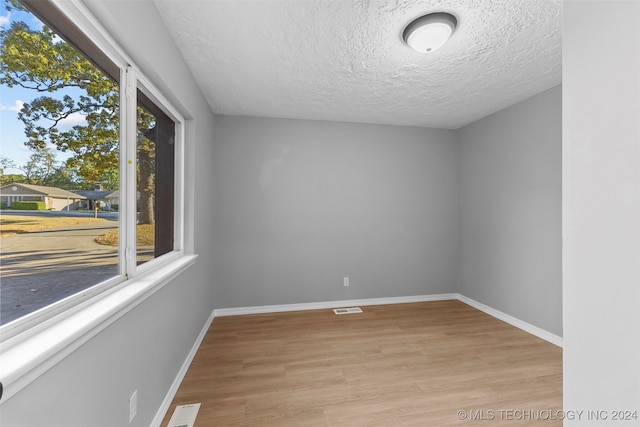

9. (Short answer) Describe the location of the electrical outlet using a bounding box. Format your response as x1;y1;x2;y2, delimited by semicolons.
129;390;137;423
343;277;349;287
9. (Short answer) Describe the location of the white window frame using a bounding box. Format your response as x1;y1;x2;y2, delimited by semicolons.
0;0;196;404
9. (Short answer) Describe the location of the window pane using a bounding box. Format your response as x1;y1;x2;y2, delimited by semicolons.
0;0;120;325
136;90;175;265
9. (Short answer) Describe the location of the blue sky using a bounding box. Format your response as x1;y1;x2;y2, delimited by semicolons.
0;0;78;173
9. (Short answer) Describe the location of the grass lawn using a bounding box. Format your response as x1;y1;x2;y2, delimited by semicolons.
0;214;155;246
95;224;155;246
0;214;107;238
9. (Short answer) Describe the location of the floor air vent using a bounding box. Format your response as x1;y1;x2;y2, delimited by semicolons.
333;307;363;315
168;403;201;427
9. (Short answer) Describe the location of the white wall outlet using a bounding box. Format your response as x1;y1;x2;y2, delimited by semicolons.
343;277;349;287
129;390;138;423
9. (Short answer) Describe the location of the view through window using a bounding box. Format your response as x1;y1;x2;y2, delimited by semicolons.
0;0;177;328
136;90;175;265
0;0;121;325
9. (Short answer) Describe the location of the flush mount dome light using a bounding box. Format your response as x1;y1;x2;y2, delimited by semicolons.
403;12;457;53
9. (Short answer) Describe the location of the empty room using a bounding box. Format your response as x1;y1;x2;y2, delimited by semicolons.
0;1;638;427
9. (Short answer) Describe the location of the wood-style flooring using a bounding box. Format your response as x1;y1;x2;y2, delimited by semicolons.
160;300;562;426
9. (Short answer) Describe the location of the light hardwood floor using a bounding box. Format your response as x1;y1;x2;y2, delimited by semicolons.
160;300;562;426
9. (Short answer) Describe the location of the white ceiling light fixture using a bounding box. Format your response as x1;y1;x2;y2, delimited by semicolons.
403;12;457;53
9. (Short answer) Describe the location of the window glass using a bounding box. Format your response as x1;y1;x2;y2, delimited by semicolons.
136;90;175;265
0;0;120;325
0;0;180;332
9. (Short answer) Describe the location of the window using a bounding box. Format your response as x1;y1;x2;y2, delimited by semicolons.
0;0;185;338
136;89;175;264
0;0;121;327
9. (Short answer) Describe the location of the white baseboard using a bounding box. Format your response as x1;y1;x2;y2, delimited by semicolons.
456;294;563;347
213;293;459;317
213;293;562;347
149;309;216;427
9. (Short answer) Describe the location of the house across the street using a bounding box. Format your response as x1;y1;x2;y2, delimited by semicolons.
0;182;86;211
73;182;118;211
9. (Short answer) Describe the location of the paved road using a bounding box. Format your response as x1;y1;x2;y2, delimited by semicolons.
1;209;119;219
1;222;119;325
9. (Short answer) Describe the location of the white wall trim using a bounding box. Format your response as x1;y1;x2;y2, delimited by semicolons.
150;308;216;427
213;293;562;347
213;293;459;317
457;295;563;347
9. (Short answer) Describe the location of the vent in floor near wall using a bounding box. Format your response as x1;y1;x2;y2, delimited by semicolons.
333;307;363;315
167;403;201;427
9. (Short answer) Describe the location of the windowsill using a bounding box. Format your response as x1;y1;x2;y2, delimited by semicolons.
0;254;198;404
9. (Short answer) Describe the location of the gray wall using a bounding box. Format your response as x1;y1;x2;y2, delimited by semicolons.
563;1;640;421
458;86;562;336
212;116;459;308
0;2;216;426
212;92;563;338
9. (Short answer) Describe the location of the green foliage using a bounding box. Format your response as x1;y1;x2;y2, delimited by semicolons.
1;19;120;185
0;173;27;186
43;166;80;190
0;3;157;223
0;155;16;171
10;201;46;210
1;148;80;188
0;202;6;209
0;6;119;187
23;145;56;182
0;156;27;186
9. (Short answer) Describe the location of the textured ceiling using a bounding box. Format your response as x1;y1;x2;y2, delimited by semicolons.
153;0;562;129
